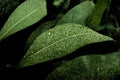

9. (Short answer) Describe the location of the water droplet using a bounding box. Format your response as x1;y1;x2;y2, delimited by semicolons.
62;60;65;63
42;44;45;47
31;51;34;54
58;52;62;54
5;64;13;67
66;34;69;37
48;32;51;35
2;8;5;11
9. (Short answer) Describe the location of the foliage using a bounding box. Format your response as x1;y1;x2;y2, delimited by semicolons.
0;0;120;80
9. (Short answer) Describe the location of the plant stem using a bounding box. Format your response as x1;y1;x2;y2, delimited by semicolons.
86;0;111;30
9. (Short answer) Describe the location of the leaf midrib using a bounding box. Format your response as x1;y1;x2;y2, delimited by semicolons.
25;33;99;59
0;9;38;40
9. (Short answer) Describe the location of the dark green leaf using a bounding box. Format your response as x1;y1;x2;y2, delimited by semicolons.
0;0;47;41
18;23;112;68
62;0;71;10
57;1;95;25
46;51;120;80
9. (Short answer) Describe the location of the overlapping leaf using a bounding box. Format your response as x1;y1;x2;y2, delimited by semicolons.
18;23;113;68
25;20;58;49
46;51;120;80
57;1;95;25
0;0;47;41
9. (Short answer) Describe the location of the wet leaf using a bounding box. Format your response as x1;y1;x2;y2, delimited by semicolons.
46;51;120;80
0;0;47;41
25;20;58;50
18;23;113;68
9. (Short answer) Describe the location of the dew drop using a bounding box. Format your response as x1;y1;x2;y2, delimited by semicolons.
48;32;51;35
42;44;45;47
31;51;34;54
2;7;5;11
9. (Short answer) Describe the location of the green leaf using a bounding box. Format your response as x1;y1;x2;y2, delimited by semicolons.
18;23;113;68
57;1;95;25
0;0;47;41
46;51;120;80
25;20;58;50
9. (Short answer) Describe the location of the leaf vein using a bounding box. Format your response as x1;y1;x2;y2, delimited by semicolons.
0;9;38;39
27;33;88;58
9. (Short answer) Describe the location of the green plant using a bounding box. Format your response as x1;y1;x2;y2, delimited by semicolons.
0;0;120;80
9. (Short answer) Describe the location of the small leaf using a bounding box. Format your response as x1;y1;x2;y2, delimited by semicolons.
0;0;47;41
18;23;113;68
53;0;65;8
62;0;71;10
57;1;95;25
46;51;120;80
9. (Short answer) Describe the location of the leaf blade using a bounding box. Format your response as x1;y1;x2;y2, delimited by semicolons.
57;1;95;25
46;51;120;80
0;0;47;41
18;23;113;68
25;20;58;50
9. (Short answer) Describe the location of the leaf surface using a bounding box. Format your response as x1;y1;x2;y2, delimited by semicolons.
46;51;120;80
57;1;95;25
0;0;47;41
18;23;113;68
25;20;58;50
